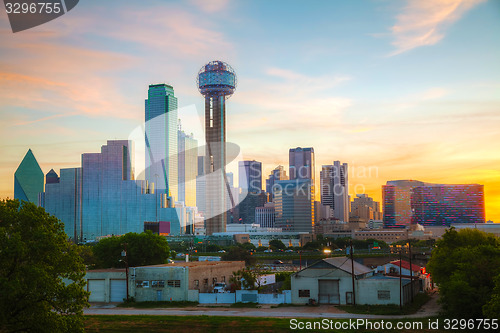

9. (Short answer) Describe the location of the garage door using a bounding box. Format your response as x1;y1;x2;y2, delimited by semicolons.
318;279;340;304
110;279;127;302
88;279;105;302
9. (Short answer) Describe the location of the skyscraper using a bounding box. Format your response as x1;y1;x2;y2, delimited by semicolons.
145;84;178;200
382;180;426;228
14;149;44;204
177;129;197;207
411;184;485;226
265;165;288;200
274;179;314;232
196;155;206;215
197;61;237;235
350;194;381;222
289;147;315;182
238;160;262;193
320;161;349;222
43;140;187;241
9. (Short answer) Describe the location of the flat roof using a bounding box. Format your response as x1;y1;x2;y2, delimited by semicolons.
87;268;126;273
136;261;245;268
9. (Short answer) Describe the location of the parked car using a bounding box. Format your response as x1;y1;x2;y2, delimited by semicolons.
285;249;294;253
274;260;284;265
213;282;227;293
217;250;226;253
264;249;273;253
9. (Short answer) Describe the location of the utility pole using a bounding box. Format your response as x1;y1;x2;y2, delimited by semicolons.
121;243;129;301
350;240;356;306
399;248;402;310
408;242;414;303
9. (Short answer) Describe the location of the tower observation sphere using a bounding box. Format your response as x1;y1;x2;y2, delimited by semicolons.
197;61;237;98
197;60;237;235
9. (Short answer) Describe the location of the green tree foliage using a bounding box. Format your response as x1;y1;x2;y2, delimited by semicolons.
229;268;258;291
427;227;500;318
221;246;256;266
483;274;500;319
256;246;268;252
92;231;170;268
269;239;286;250
0;200;89;332
238;242;256;251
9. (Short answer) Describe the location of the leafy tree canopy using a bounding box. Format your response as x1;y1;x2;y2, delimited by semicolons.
269;239;286;250
221;246;256;266
0;200;88;332
427;227;500;318
92;231;170;268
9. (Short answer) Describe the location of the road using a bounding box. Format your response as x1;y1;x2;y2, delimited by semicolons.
84;291;440;319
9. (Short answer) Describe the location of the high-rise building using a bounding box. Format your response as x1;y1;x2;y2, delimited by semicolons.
411;184;485;226
265;165;288;200
46;169;60;184
14;149;44;204
177;129;197;207
320;161;349;222
237;191;268;224
238;160;262;193
43;140;189;241
273;179;314;232
289;147;315;182
197;61;237;235
145;84;178;200
382;180;426;228
196;156;206;215
350;194;381;222
255;202;275;228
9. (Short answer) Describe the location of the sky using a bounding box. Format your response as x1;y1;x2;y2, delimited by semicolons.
1;0;499;221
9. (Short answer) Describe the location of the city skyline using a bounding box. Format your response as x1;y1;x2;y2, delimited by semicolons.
1;0;499;222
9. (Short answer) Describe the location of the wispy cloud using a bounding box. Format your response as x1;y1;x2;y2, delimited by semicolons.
188;0;230;13
389;0;485;55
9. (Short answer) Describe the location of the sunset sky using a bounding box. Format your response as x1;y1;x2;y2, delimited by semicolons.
1;0;499;221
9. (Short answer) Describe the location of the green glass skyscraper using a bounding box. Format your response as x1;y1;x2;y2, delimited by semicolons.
14;149;44;204
145;84;178;201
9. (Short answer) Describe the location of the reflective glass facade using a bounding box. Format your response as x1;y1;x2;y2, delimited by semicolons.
14;149;44;204
177;130;197;207
273;179;314;232
145;84;178;200
42;140;188;242
411;184;485;226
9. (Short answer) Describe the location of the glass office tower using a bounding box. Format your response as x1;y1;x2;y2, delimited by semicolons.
178;129;198;207
43;140;187;242
411;184;485;226
145;84;178;201
14;149;44;204
273;179;314;232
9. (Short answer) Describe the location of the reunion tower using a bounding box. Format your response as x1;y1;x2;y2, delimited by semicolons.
197;60;237;235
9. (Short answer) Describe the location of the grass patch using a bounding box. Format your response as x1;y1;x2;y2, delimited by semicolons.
338;292;431;315
117;300;199;308
85;315;451;333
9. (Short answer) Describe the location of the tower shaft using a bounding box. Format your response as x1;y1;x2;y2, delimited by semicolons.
204;95;227;235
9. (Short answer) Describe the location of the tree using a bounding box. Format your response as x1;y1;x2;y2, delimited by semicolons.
0;200;89;332
229;268;259;291
483;273;500;319
269;239;286;251
238;242;256;251
427;227;500;318
92;231;170;268
221;246;256;266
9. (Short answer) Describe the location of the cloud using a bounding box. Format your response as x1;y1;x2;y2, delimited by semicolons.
389;0;485;55
188;0;230;13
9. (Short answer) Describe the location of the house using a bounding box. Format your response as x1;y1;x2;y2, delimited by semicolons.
85;261;245;303
291;257;419;305
291;257;372;305
377;259;432;292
